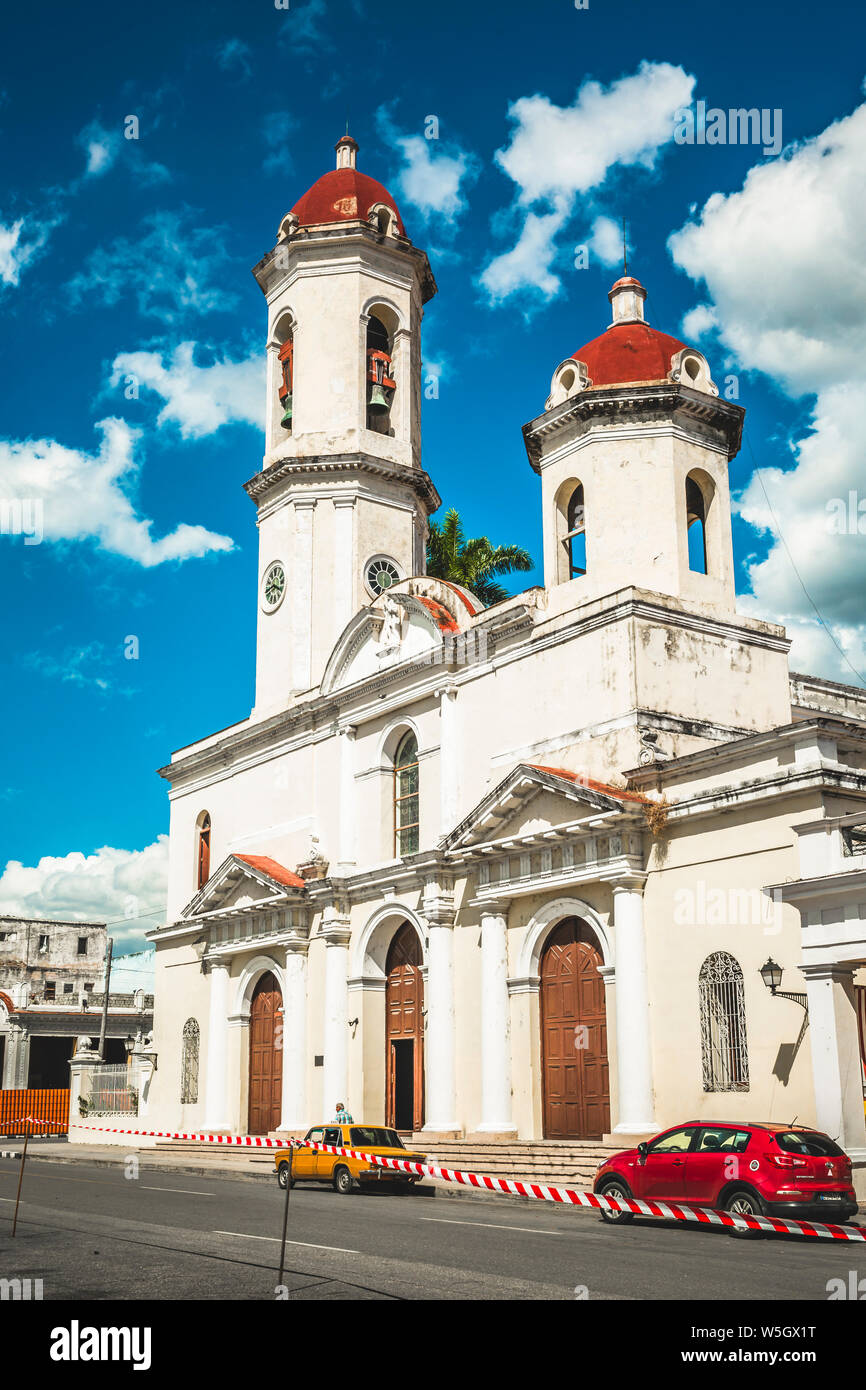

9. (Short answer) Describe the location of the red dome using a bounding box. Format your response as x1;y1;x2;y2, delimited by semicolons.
291;167;406;236
571;321;688;388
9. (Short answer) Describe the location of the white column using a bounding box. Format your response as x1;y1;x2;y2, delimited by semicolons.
337;725;357;871
422;892;459;1134
802;964;866;1157
612;880;656;1135
332;496;356;639
438;684;459;836
322;917;351;1119
478;904;516;1134
280;946;308;1132
204;960;231;1131
291;498;316;692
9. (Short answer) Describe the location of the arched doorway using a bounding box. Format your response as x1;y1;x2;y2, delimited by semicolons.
540;918;610;1139
385;923;424;1132
248;971;283;1135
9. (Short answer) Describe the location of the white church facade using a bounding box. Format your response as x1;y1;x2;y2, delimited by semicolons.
139;136;866;1184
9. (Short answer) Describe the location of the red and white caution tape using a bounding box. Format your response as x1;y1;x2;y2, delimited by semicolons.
72;1123;865;1244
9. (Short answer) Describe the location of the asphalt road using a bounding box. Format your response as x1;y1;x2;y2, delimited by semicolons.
1;1155;865;1301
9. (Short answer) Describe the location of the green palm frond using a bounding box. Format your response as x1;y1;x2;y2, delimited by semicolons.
426;509;534;608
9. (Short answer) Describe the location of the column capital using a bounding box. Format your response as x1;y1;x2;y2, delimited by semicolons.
479;900;510;920
293;496;318;512
332;494;356;510
799;961;857;982
612;874;647;895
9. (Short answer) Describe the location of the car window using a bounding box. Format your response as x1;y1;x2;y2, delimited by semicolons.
304;1127;325;1145
696;1128;751;1154
349;1127;405;1149
774;1130;843;1157
323;1127;341;1145
648;1127;695;1154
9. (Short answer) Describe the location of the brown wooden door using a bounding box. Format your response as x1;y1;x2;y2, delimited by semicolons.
541;918;610;1139
385;923;424;1132
248;971;283;1135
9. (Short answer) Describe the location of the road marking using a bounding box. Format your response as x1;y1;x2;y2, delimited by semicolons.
420;1216;562;1235
214;1230;358;1254
142;1186;215;1196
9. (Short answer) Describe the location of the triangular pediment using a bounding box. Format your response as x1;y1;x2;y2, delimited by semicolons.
444;764;644;852
180;854;305;920
321;577;481;695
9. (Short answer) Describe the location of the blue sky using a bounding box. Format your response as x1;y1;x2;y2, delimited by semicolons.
1;0;865;946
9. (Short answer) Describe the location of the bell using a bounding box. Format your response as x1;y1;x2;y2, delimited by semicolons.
368;383;391;414
280;393;293;427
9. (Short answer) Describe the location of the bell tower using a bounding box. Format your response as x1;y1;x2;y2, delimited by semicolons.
524;276;743;618
246;136;440;718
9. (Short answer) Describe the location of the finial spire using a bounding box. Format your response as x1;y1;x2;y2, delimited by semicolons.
622;216;628;277
335;131;359;170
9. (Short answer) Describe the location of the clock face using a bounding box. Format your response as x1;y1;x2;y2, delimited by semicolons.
366;557;401;596
262;562;286;611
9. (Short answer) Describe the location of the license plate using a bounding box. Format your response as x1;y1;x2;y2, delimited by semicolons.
817;1193;844;1201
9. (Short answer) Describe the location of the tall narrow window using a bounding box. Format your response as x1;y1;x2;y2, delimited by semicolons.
686;474;708;574
181;1018;200;1104
196;813;211;890
699;952;749;1091
278;333;294;431
366;314;395;432
394;732;419;857
565;483;586;578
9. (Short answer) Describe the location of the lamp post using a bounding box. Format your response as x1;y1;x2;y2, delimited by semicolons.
759;958;808;1011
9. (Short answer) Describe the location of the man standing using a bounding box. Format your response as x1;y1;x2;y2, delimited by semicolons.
332;1101;353;1124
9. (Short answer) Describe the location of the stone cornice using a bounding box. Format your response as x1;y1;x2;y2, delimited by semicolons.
243;451;441;514
522;381;745;471
252;223;437;304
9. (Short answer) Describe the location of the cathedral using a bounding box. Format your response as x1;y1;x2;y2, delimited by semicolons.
139;135;866;1188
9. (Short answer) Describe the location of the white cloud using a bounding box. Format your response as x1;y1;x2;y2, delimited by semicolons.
110;341;264;439
479;203;569;306
496;63;695;206
680;302;718;340
217;38;252;78
0;417;235;566
588;214;628;269
22;643;130;695
669;97;866;683
481;62;695;303
67;210;236;324
0;213;57;287
262;110;297;175
78;120;120;178
0;837;168;949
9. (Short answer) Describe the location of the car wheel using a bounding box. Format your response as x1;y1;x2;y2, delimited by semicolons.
333;1165;354;1195
724;1187;766;1237
276;1164;293;1190
597;1179;635;1224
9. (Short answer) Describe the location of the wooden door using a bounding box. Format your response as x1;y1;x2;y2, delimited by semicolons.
385;923;424;1132
248;971;283;1135
540;918;610;1139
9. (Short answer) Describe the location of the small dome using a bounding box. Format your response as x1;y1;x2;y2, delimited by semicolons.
290;135;406;236
571;321;689;388
570;275;687;387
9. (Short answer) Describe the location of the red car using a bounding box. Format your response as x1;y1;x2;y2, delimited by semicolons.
593;1121;859;1227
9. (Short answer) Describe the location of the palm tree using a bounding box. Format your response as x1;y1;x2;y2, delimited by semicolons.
426;508;533;607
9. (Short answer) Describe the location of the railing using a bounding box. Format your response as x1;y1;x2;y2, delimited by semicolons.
0;1088;69;1135
79;1064;138;1116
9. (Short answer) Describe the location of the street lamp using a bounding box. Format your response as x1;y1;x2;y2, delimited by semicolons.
123;1034;135;1057
759;958;808;1011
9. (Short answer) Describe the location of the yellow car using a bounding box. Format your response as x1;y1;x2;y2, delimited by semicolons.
275;1123;426;1195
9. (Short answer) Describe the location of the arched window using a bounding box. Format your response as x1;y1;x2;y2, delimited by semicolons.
394;732;419;857
686;474;708;574
196;813;211;890
565;483;586;578
278;331;293;432
366;313;395;432
181;1018;200;1104
699;952;749;1091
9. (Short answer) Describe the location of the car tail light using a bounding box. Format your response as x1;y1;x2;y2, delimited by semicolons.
767;1153;808;1169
